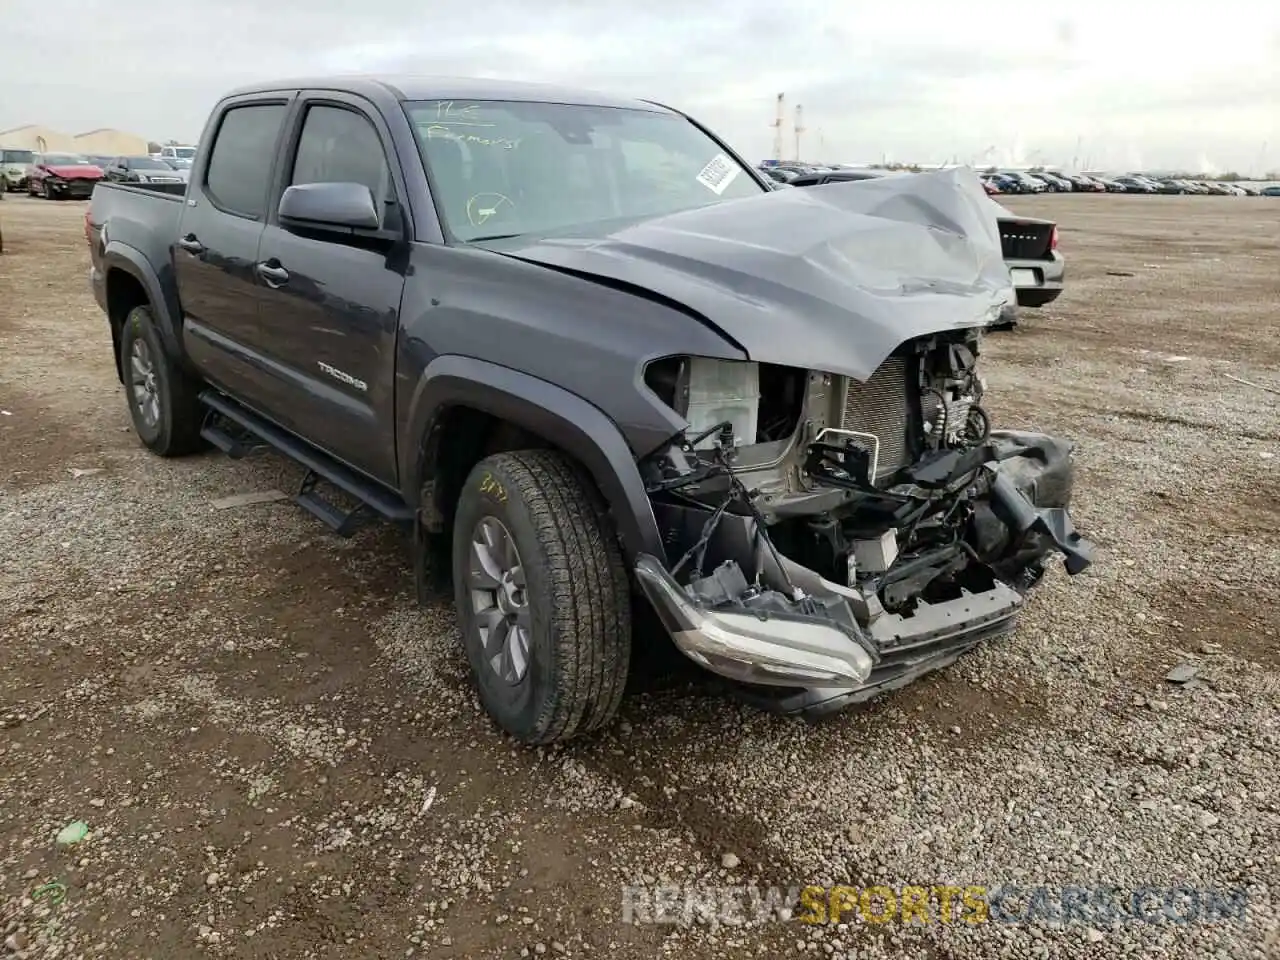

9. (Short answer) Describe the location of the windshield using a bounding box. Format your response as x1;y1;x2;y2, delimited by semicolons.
43;154;89;165
174;147;196;159
128;157;171;169
406;99;764;241
2;149;33;164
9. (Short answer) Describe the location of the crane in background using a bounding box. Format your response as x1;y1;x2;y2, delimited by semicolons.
771;93;785;162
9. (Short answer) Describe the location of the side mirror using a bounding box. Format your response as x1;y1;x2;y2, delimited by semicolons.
278;182;380;232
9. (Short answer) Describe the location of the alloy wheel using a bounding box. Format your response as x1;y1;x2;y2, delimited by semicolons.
467;516;531;684
129;338;160;427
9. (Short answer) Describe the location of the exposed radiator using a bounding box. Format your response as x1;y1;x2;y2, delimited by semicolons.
839;355;914;480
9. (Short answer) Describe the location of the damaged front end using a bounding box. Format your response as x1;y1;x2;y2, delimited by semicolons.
636;329;1095;717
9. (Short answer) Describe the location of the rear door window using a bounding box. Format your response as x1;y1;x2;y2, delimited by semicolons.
204;103;288;219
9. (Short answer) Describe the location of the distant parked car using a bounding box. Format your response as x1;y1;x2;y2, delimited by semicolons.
759;166;799;184
1199;181;1234;196
26;153;104;200
1063;174;1105;192
1;148;34;191
1033;172;1073;192
104;156;186;185
1112;176;1156;193
1261;185;1280;196
996;171;1047;193
1093;177;1127;192
157;144;197;167
1234;183;1260;196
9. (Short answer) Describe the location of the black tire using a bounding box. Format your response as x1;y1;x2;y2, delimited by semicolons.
118;304;206;456
452;450;631;744
42;180;54;200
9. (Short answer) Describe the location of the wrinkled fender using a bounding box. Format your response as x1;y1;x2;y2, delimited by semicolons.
402;355;667;566
100;240;184;362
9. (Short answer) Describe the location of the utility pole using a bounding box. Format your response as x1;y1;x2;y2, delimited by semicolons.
771;93;785;162
794;104;805;162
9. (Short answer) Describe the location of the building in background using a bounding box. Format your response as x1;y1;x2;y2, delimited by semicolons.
73;128;149;157
0;125;149;156
0;124;75;152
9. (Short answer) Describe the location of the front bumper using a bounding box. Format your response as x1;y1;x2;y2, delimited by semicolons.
43;178;98;199
635;431;1093;715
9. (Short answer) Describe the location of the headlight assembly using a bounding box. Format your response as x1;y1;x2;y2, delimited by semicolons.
645;356;760;449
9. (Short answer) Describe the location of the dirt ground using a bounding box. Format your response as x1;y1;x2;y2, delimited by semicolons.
1;192;1278;960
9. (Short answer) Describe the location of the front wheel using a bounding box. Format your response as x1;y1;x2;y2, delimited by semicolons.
452;450;631;744
118;305;206;456
42;181;54;200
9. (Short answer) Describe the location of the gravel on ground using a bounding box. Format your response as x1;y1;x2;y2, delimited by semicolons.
1;193;1277;959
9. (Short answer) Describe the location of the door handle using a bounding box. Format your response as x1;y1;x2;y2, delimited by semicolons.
177;234;204;255
255;261;290;287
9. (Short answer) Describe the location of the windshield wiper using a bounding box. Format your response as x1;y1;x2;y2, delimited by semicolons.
468;233;524;243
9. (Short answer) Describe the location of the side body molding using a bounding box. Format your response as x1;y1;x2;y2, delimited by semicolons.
401;354;668;566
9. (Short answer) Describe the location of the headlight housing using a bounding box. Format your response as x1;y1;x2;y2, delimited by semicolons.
645;356;806;450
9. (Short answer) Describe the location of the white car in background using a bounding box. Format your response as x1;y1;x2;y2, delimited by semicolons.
157;144;197;169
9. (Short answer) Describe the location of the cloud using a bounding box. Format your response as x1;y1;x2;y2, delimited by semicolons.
0;0;1274;173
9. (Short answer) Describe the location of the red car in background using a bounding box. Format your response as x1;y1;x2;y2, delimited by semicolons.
26;153;104;200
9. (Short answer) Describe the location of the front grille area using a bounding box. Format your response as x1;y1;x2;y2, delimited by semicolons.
839;354;914;480
999;221;1054;260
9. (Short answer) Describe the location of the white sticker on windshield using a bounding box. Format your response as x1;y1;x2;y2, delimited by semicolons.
696;154;740;195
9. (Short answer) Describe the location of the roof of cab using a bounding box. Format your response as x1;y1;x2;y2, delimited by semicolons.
220;75;675;114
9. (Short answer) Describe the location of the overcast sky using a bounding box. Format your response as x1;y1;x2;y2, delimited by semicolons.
3;0;1277;174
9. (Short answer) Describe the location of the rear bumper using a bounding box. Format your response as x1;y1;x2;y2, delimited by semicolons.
90;263;107;313
1010;251;1065;307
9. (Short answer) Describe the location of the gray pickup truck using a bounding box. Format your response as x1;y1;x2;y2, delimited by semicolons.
87;75;1094;744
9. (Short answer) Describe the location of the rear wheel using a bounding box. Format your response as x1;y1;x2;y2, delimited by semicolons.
119;305;205;456
452;450;631;744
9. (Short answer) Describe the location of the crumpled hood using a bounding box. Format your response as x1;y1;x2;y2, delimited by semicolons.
44;165;103;180
498;166;1014;381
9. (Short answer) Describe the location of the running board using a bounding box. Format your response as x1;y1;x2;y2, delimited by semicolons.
199;390;414;536
200;407;267;459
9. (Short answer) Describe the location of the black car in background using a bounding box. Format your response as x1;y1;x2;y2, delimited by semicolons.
104;156;187;185
1032;172;1073;192
995;171;1047;193
759;165;799;184
1112;176;1157;193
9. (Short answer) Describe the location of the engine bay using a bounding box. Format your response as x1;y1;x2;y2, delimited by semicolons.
640;328;1094;635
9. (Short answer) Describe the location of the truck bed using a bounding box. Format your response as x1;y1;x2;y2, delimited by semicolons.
97;181;187;200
